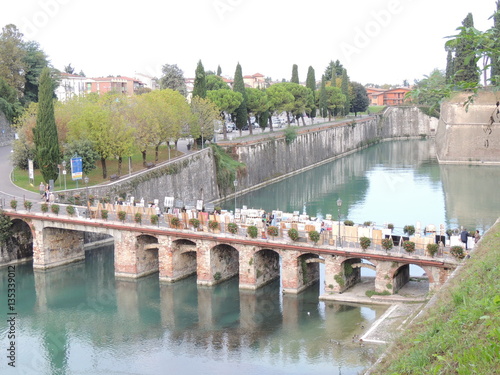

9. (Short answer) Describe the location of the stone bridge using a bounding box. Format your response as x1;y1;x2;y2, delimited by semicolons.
3;210;461;296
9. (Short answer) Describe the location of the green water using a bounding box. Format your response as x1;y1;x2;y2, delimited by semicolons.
3;139;500;374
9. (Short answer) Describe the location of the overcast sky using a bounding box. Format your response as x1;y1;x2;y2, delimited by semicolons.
1;0;496;86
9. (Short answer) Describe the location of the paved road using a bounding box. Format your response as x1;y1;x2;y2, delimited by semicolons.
0;144;40;202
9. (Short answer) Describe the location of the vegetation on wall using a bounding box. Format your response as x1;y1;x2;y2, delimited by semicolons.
211;144;246;197
0;211;13;244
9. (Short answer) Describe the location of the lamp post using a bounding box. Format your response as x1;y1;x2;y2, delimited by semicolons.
62;160;67;190
233;179;238;212
84;176;89;218
337;198;342;248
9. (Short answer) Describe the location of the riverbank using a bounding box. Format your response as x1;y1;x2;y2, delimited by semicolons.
366;221;500;374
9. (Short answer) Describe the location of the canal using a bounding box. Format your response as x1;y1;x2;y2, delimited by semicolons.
2;139;500;374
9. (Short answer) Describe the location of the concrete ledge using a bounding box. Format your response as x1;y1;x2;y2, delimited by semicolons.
33;254;85;270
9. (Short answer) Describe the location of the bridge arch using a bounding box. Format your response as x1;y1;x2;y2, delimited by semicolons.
171;238;197;281
208;243;239;285
253;249;280;288
297;253;321;292
0;218;33;264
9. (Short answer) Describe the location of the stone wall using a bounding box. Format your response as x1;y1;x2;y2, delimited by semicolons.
0;219;33;265
67;107;434;205
435;91;500;164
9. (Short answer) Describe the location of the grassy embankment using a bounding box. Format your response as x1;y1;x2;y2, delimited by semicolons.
370;221;500;374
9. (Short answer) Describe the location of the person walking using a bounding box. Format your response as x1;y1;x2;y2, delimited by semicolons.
474;230;481;244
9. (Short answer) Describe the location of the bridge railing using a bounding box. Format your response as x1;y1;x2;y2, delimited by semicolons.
0;193;461;262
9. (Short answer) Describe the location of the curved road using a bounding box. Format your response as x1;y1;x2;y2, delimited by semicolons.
0;145;40;202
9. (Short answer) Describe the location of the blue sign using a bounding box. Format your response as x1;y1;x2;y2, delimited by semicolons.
71;157;83;180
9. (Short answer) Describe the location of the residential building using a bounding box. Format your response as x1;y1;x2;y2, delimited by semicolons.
366;87;411;106
243;73;266;88
55;73;94;101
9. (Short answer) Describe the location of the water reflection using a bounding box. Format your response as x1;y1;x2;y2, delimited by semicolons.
0;246;386;375
225;139;500;232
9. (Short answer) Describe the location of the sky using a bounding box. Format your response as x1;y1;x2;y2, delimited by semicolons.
1;0;497;86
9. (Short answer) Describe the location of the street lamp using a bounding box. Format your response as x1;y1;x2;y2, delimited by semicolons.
233;179;238;212
62;160;67;190
337;198;342;248
84;176;89;218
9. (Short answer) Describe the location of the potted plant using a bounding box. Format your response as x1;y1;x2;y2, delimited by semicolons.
402;240;416;253
288;228;299;242
170;216;181;228
450;245;465;260
247;225;258;238
101;209;109;220
118;210;127;223
360;236;371;250
344;220;354;226
10;199;17;211
189;218;200;230
24;200;33;212
208;220;219;232
134;212;142;224
426;243;438;257
51;204;60;215
150;214;159;225
308;230;320;244
227;222;238;235
382;238;393;251
66;205;76;216
41;203;49;213
267;225;279;239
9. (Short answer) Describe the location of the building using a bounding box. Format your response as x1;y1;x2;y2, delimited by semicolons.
366;87;411;106
55;73;94;102
243;73;266;89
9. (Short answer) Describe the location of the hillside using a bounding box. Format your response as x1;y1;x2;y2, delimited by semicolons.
368;220;500;374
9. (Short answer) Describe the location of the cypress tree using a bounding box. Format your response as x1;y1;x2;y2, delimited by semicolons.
491;1;500;85
33;67;59;183
445;48;454;84
193;59;206;98
233;63;248;132
306;66;316;119
319;75;328;119
291;64;299;84
217;65;222;76
453;13;479;85
341;68;350;116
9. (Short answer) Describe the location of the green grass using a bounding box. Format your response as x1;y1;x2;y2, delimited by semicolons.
371;223;500;374
12;145;183;193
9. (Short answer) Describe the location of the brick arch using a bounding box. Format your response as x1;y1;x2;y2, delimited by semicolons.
297;253;321;291
1;218;34;263
253;248;280;288
389;263;431;294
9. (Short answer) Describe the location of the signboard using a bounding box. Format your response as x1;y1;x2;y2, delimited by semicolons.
164;197;174;208
174;199;184;209
28;159;34;180
196;200;203;211
71;157;83;180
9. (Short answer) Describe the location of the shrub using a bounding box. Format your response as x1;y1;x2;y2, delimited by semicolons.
208;220;219;231
134;212;142;224
170;216;180;228
450;245;465;260
213;271;222;281
360;236;371;250
150;214;158;225
51;204;60;215
403;240;416;253
308;230;320;244
118;210;127;223
41;203;49;213
24;200;32;212
247;225;258;238
427;243;439;257
101;209;108;220
10;200;17;211
404;225;416;236
344;220;354;226
227;222;238;234
363;221;372;227
284;126;297;144
288;228;299;241
267;225;279;238
189;218;200;229
66;205;76;216
382;238;393;251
